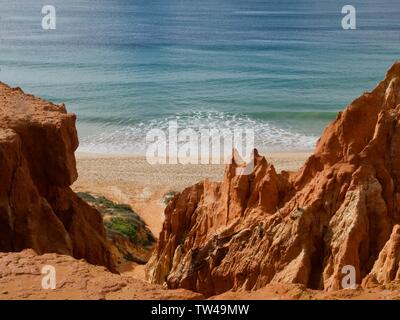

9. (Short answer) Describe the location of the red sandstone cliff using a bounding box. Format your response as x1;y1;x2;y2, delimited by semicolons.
146;62;400;296
0;83;115;271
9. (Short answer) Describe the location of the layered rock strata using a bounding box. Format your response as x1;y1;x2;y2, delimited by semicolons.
147;62;400;296
0;83;114;271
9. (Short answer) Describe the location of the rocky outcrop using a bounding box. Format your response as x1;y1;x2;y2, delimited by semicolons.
147;62;400;296
0;250;202;300
0;83;114;271
363;225;400;286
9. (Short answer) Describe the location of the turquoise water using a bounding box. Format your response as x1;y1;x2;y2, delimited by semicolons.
1;0;400;153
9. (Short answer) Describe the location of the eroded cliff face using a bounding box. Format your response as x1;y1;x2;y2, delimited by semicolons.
146;62;400;296
0;83;115;271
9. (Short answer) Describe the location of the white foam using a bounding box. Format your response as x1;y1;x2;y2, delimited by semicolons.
78;111;317;155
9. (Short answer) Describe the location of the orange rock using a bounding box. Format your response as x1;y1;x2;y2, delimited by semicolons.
0;250;202;300
0;83;115;271
363;224;400;287
146;62;400;296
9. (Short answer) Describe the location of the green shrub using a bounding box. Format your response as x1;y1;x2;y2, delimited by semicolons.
105;217;138;242
77;192;156;248
163;190;178;204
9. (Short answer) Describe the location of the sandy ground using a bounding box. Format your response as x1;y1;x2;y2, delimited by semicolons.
3;251;398;300
72;152;310;279
73;152;310;236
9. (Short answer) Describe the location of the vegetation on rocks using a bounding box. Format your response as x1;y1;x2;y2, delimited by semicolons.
77;192;156;264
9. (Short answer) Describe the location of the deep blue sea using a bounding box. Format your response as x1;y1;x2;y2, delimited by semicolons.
1;0;400;153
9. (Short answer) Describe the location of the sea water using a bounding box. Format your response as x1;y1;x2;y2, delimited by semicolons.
1;0;400;154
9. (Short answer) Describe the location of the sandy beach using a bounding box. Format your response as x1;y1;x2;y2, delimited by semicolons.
72;152;310;236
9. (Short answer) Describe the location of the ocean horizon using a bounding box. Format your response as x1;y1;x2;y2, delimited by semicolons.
1;0;400;154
